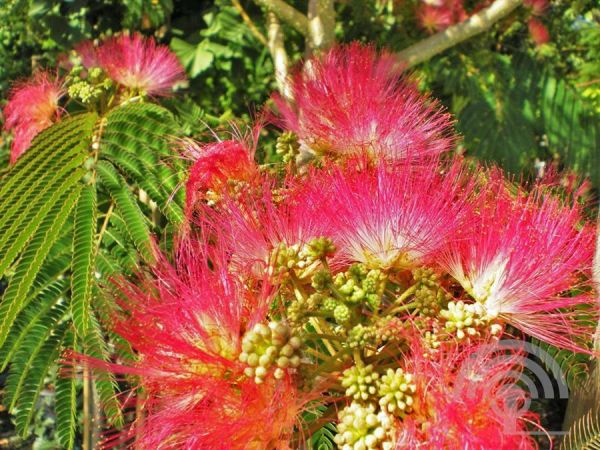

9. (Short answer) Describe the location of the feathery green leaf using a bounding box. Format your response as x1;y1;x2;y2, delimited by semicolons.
0;185;82;348
71;184;97;336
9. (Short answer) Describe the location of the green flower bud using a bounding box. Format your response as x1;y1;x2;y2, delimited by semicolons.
334;402;395;450
323;297;339;312
304;236;336;259
311;270;333;291
239;320;303;384
377;368;416;416
334;303;351;324
275;131;300;163
341;364;380;402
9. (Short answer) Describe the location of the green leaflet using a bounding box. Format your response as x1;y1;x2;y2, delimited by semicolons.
456;55;600;184
0;112;96;274
100;102;185;223
4;300;69;411
96;160;154;263
531;338;592;391
0;278;68;370
0;185;82;348
108;150;184;224
562;407;600;450
0;167;86;275
0;114;95;204
83;311;124;427
311;423;337;450
14;322;69;436
71;184;97;336
0;132;87;235
55;329;78;449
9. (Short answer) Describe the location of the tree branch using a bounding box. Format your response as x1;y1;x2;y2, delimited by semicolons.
254;0;309;35
307;0;336;54
266;11;292;99
396;0;522;68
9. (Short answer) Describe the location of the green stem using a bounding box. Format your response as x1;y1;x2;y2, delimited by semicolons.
289;270;309;301
353;348;364;368
388;301;420;315
383;283;418;315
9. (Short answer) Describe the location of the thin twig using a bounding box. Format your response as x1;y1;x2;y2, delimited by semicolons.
576;78;600;88
95;201;115;257
231;0;268;45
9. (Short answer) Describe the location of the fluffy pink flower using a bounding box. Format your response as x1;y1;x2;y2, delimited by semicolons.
300;159;472;270
97;33;186;96
74;40;100;68
200;174;334;277
69;238;307;448
440;179;596;352
528;18;551;46
417;0;467;33
398;340;540;449
184;139;259;217
272;43;454;162
3;71;65;163
417;4;455;32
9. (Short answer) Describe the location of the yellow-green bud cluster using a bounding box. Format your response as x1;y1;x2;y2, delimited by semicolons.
413;284;448;317
377;368;416;416
334;402;395;450
341;364;380;401
348;324;377;349
334;264;386;309
239;321;302;383
412;267;437;284
287;292;322;326
271;237;335;277
67;66;111;104
439;301;500;340
276;131;301;163
422;330;441;352
68;80;103;103
312;270;333;291
374;317;404;343
412;267;450;317
271;242;303;273
334;303;352;324
304;237;336;260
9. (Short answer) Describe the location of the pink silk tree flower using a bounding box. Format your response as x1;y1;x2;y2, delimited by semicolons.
3;71;65;163
97;33;186;96
440;180;596;352
398;340;540;449
200;174;335;278
417;4;455;32
271;43;454;162
528;18;551;46
74;40;100;68
184;139;259;217
69;238;307;449
300;158;472;271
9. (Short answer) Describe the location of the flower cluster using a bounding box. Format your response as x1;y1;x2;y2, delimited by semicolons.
2;33;185;163
71;44;596;449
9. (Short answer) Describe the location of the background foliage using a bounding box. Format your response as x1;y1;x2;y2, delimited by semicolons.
0;0;599;448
